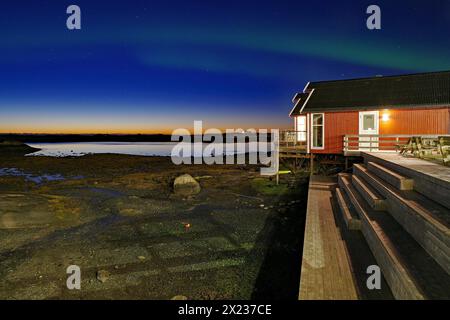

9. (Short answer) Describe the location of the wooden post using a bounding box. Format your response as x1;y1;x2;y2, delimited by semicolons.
276;145;280;185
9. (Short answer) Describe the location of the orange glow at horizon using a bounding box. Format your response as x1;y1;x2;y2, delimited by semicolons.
0;103;291;135
0;121;291;135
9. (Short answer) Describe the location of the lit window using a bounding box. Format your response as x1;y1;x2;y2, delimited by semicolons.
363;114;375;130
296;116;306;141
312;113;324;149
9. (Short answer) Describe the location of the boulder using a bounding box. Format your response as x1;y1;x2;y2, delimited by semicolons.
173;174;201;196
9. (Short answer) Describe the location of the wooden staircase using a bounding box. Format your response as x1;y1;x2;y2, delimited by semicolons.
335;154;450;299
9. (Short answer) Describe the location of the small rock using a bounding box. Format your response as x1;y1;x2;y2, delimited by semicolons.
138;256;146;261
173;174;201;196
259;204;265;208
194;175;213;180
96;270;110;283
171;295;188;300
119;208;143;216
183;223;191;229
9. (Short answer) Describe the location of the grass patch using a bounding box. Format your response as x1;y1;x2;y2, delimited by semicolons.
251;177;288;196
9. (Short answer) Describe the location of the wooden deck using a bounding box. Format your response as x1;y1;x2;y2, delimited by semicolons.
363;152;450;185
299;175;358;300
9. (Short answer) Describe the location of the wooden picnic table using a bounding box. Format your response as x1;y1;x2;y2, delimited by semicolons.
399;135;450;165
438;136;450;165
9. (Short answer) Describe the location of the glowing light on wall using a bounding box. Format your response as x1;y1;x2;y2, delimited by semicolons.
382;110;390;122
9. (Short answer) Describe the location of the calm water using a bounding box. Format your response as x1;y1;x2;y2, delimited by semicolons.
27;142;268;157
0;167;84;183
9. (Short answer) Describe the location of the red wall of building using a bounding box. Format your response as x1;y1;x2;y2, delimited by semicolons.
379;108;450;135
303;107;450;154
317;111;359;154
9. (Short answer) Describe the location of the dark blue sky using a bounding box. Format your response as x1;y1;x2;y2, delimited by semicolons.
1;0;450;133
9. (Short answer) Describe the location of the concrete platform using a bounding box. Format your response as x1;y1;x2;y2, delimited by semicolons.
299;176;358;300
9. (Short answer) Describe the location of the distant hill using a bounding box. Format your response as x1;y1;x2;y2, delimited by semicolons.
0;134;173;143
0;140;41;155
0;133;274;144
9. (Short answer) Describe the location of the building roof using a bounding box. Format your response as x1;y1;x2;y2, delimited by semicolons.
289;93;310;116
290;71;450;115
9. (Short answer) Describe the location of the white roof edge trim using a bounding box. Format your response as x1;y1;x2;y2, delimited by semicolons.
303;82;311;93
289;94;306;117
291;93;301;104
288;88;315;117
291;81;311;104
299;88;315;114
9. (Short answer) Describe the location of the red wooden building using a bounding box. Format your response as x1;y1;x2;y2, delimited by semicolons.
289;71;450;155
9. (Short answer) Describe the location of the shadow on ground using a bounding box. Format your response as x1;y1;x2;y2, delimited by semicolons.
251;176;309;300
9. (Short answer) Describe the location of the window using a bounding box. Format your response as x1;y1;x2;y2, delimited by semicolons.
296;116;307;142
363;114;375;131
359;111;379;135
311;113;324;149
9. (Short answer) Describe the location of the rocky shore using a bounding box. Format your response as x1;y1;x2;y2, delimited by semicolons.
0;148;308;299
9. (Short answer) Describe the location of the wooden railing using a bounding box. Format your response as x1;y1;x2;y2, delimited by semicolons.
343;134;413;153
344;134;450;164
280;130;307;149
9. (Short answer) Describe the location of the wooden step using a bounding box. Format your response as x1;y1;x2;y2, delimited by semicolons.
335;186;361;230
367;161;414;190
344;180;450;299
352;175;386;211
338;174;369;230
362;152;450;210
338;174;362;212
354;163;450;275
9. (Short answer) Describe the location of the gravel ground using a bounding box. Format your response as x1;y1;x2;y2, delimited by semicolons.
0;150;308;300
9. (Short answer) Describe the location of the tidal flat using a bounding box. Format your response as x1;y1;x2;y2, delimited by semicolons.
0;146;308;300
